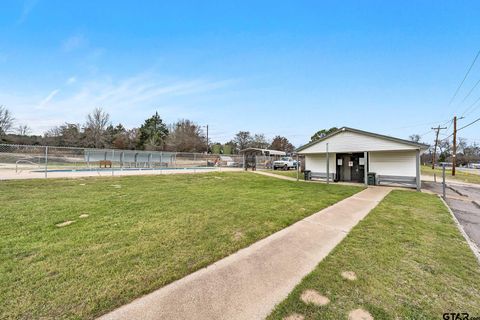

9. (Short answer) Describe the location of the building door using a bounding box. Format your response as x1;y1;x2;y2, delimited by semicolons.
350;154;364;183
336;153;365;182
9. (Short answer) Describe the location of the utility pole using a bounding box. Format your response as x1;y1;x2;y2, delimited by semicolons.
451;116;464;176
431;125;447;169
452;116;457;176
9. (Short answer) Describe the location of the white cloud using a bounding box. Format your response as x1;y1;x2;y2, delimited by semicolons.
16;0;39;25
62;34;87;52
3;72;234;135
38;89;60;108
66;77;76;85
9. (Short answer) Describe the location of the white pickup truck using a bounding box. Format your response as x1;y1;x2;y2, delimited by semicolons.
273;157;298;170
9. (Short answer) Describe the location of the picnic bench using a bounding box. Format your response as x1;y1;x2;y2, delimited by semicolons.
309;172;336;181
376;175;416;188
99;160;112;168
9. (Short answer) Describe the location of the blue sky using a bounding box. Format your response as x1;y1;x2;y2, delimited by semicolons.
1;0;480;146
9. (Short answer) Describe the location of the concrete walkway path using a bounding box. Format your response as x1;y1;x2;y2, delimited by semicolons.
99;187;391;320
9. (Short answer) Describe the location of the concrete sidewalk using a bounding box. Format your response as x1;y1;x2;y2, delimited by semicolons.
99;187;391;320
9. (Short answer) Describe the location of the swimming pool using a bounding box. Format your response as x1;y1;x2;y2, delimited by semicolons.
33;167;216;173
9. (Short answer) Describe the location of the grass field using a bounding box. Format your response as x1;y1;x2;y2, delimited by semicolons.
422;165;480;185
0;172;362;319
268;190;480;319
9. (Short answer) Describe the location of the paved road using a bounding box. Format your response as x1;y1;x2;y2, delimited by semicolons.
423;181;480;255
457;167;480;176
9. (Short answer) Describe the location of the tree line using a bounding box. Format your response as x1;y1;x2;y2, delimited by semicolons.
0;106;296;154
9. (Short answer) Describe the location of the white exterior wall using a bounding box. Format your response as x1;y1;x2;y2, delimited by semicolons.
305;153;336;173
369;150;417;177
300;130;418;154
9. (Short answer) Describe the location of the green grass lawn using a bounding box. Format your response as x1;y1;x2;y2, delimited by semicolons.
262;169;302;179
422;165;480;185
268;190;480;319
0;172;362;319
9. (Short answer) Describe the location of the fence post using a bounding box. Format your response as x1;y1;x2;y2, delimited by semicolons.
44;146;48;178
112;150;115;176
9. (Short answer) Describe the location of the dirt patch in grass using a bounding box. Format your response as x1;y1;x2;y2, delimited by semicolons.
348;308;373;320
79;214;89;218
233;231;244;241
283;313;305;320
55;220;75;227
300;289;330;306
341;271;357;281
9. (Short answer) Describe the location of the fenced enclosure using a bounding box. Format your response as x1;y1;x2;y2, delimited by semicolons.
0;144;245;179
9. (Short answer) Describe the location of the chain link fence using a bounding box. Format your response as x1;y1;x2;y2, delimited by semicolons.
0;144;245;178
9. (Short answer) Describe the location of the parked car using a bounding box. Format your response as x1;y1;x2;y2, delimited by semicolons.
273;157;298;170
468;163;480;169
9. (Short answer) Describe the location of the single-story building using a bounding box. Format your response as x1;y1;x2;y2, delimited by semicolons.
296;127;429;190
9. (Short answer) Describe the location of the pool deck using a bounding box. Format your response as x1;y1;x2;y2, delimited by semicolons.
0;167;243;180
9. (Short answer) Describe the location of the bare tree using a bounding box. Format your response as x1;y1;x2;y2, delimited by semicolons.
457;137;468;154
270;135;295;153
165;119;205;152
409;134;421;143
84;107;110;148
233;131;253;151
251;134;270;149
0;105;14;137
44;123;84;147
16;124;31;136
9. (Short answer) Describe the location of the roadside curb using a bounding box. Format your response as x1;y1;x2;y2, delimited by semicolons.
473;200;480;210
438;195;480;265
447;185;467;197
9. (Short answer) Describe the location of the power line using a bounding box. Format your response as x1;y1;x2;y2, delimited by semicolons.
438;116;479;143
446;117;454;132
457;116;480;131
391;118;451;130
448;49;480;106
459;77;480;106
461;94;480;117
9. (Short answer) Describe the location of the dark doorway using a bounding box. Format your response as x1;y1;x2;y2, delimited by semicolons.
335;153;365;183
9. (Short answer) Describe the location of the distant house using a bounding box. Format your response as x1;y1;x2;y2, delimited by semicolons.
296;127;429;190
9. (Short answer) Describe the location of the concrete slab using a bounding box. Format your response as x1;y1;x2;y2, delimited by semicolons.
98;187;392;320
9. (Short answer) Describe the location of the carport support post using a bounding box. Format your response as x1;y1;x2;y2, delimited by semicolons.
416;149;420;191
296;154;299;181
364;151;368;186
326;143;329;184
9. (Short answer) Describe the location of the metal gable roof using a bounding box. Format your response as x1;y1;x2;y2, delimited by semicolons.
295;127;430;153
